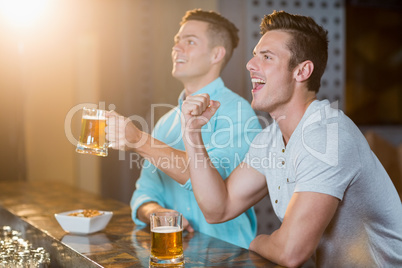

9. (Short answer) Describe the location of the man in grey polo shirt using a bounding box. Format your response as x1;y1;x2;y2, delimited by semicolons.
180;10;402;267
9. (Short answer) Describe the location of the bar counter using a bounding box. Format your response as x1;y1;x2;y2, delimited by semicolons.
0;181;276;267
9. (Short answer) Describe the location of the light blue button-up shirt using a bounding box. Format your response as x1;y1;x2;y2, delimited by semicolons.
130;78;261;248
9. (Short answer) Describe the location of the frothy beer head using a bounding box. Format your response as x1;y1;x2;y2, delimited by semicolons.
152;226;183;233
82;114;106;120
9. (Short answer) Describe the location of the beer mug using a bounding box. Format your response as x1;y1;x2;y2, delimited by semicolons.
150;212;184;266
76;107;109;157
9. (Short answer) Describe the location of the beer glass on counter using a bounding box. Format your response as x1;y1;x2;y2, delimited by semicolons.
76;107;109;157
150;212;184;266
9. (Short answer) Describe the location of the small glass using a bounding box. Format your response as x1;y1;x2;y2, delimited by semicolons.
150;212;184;267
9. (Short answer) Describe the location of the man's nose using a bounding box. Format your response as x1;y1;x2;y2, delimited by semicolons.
172;42;182;52
246;57;256;72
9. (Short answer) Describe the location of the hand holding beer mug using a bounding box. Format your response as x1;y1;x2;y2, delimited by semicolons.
76;107;110;157
150;212;184;266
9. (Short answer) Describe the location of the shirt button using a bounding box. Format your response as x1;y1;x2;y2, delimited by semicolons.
275;200;278;204
282;149;285;153
278;186;280;190
287;178;289;182
282;161;285;165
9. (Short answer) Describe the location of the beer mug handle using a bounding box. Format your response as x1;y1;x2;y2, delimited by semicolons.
104;115;114;149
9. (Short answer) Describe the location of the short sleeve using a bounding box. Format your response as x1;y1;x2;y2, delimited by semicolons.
293;124;361;200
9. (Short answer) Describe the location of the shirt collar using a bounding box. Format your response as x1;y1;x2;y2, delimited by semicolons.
284;99;330;148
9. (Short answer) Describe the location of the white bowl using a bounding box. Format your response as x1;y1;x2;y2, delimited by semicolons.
55;209;113;234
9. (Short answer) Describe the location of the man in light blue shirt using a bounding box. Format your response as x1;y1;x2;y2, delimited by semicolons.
106;9;261;248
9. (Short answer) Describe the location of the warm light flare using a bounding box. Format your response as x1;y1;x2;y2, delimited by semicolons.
0;0;49;28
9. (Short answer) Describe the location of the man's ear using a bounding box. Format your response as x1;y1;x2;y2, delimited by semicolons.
294;60;314;82
211;46;226;65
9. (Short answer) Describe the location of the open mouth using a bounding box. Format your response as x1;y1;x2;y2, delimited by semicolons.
251;78;266;92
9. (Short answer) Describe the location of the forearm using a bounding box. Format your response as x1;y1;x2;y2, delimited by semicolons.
136;202;168;224
249;192;338;267
183;131;229;222
107;113;190;185
132;131;190;185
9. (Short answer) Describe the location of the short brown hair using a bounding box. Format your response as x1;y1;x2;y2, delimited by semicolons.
260;11;328;93
181;9;239;69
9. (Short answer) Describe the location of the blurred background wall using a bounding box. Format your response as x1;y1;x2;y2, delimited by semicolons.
1;0;401;235
0;0;219;194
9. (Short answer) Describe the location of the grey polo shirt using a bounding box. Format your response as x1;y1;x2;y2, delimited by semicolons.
244;99;402;267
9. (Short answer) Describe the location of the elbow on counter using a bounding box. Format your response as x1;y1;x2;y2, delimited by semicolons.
277;245;313;268
277;255;309;268
249;237;312;268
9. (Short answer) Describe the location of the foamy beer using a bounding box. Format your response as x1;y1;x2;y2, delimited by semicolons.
76;107;109;157
150;212;184;266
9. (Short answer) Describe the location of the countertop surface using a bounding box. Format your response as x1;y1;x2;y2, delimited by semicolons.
0;180;277;267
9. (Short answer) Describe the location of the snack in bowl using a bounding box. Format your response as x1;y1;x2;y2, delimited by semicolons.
68;209;104;217
55;209;113;234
